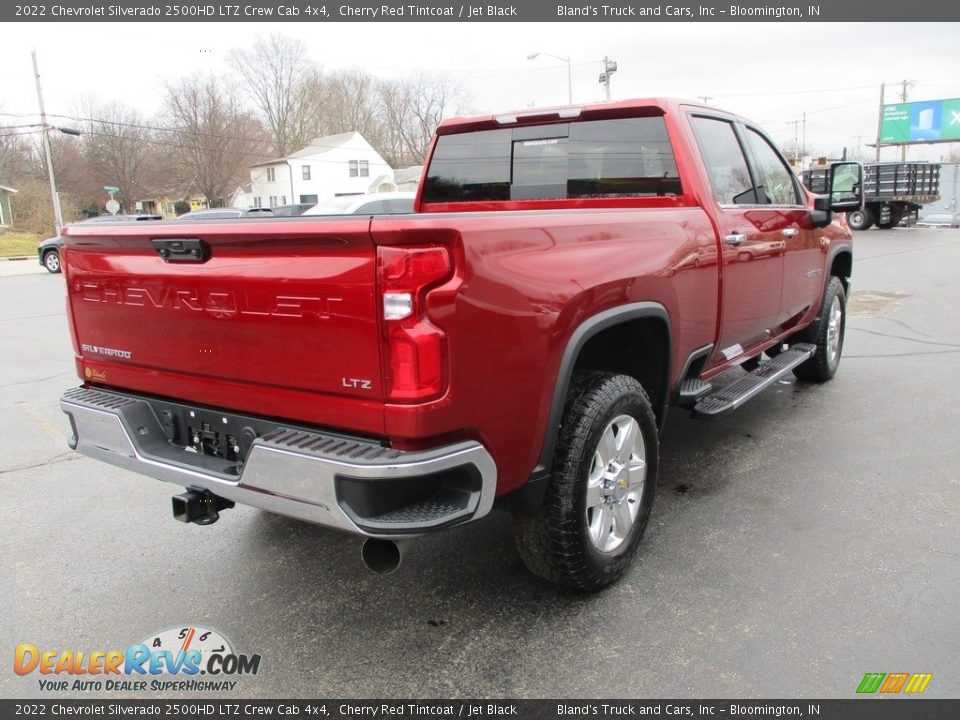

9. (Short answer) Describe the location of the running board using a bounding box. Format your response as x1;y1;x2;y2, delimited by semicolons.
691;343;816;420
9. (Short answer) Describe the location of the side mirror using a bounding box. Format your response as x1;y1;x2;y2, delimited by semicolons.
828;161;863;210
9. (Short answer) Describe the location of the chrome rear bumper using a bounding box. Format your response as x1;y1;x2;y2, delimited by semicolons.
61;387;496;537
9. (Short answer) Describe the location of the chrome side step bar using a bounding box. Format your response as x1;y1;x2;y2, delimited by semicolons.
691;343;816;420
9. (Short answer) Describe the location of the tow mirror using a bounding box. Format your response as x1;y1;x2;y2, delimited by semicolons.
828;161;863;210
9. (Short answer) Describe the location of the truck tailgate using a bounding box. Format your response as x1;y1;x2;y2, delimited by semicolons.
63;219;384;413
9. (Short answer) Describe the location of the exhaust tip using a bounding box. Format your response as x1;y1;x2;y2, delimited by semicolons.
361;538;403;575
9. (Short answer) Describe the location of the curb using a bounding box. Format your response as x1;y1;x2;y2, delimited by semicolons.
0;256;33;262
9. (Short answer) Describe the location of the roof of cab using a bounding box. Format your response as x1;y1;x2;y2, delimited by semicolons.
435;98;723;135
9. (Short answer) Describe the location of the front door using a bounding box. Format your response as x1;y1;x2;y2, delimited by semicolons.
740;125;821;330
690;115;784;363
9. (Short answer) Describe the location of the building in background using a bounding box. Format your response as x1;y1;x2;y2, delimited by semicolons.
249;132;393;208
0;185;18;229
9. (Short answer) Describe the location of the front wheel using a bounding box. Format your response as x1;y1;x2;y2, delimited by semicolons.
43;250;61;273
513;371;658;591
794;276;846;382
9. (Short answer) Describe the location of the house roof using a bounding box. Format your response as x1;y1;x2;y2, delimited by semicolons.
249;131;365;168
393;166;423;184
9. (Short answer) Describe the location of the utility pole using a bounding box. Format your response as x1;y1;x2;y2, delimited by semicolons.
790;119;800;167
875;82;885;163
32;49;64;235
900;79;912;162
599;57;617;101
801;112;807;169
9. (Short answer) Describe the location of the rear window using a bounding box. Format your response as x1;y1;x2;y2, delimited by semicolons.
422;117;681;203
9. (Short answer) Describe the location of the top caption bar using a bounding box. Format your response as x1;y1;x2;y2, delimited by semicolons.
6;0;960;22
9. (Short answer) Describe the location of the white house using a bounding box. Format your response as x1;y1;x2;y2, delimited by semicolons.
228;184;255;209
249;132;393;208
0;185;18;228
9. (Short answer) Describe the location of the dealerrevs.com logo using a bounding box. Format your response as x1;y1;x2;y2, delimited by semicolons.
14;626;261;692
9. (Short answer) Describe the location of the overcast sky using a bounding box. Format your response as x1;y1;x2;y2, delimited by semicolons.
3;21;960;162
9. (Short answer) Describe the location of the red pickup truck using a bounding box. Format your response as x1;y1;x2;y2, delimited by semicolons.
59;99;861;591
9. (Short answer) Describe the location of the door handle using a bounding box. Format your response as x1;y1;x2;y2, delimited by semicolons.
724;233;746;247
781;228;799;238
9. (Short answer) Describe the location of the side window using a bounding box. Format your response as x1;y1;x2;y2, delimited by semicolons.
690;116;758;205
744;128;802;205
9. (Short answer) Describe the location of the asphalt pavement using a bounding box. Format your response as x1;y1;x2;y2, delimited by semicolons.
1;227;958;699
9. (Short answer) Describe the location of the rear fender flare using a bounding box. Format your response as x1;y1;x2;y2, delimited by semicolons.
531;302;671;482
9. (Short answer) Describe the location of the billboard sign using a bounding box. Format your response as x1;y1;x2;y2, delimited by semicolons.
880;98;960;144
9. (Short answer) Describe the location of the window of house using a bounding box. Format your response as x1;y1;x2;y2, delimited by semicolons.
266;167;276;182
302;165;311;181
280;196;286;205
269;196;276;207
349;160;370;178
253;196;262;207
299;194;319;205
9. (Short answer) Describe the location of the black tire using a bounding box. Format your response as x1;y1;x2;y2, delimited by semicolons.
793;276;846;382
847;208;874;231
741;355;762;371
513;371;659;591
43;250;61;274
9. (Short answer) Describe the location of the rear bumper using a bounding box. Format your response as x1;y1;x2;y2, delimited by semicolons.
60;386;497;537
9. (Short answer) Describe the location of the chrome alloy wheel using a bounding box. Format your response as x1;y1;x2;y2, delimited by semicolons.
826;295;843;365
585;414;647;553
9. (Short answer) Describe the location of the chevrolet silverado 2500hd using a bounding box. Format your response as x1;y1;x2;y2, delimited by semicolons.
59;99;862;590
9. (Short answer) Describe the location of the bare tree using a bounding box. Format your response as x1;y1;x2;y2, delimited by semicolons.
77;100;158;212
231;34;326;157
162;76;268;207
323;70;383;139
378;74;470;167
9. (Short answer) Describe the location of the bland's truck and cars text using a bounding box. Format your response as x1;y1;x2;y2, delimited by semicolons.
57;99;862;591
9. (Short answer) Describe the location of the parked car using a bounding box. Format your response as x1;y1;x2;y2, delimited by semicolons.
271;203;316;217
303;192;415;216
916;211;960;228
37;214;162;273
175;207;274;220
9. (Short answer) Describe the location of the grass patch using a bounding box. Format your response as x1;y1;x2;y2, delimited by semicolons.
0;231;43;258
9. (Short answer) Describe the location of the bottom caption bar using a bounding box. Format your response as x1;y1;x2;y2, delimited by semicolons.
3;700;958;720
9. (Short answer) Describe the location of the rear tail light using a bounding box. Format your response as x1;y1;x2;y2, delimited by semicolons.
378;246;452;402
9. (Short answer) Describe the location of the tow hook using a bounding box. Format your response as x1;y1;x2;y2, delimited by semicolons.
172;487;235;526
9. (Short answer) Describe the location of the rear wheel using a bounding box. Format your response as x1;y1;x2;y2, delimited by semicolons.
513;371;658;591
43;250;61;274
794;276;846;382
847;208;874;231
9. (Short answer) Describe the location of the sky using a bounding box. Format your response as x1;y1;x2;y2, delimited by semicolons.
3;21;960;163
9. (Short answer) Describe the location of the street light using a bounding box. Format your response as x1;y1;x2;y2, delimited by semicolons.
527;52;573;105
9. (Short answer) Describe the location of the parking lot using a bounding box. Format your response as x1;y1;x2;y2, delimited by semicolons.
1;227;958;699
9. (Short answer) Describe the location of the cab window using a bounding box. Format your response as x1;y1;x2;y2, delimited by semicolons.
744;128;802;206
689;116;758;205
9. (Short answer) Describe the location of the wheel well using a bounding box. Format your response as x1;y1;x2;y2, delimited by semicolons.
572;318;669;424
830;251;852;293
